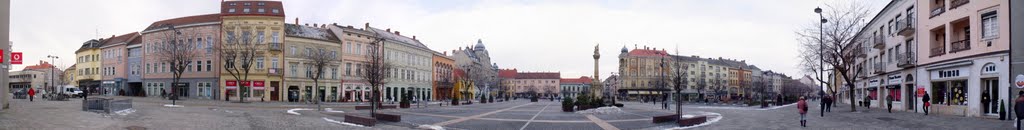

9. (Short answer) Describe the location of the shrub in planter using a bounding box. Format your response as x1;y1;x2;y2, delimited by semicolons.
400;91;411;108
481;96;487;104
451;98;460;106
530;96;539;102
489;96;494;103
562;98;575;112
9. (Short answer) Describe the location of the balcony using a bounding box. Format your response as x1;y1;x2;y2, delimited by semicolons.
873;62;885;74
930;5;946;18
268;42;282;51
268;68;282;76
896;17;915;36
857;69;868;79
852;45;866;58
896;51;915;68
951;0;969;9
872;35;884;49
930;46;946;57
950;39;970;53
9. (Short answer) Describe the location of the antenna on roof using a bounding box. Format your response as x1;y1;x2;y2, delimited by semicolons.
675;43;679;55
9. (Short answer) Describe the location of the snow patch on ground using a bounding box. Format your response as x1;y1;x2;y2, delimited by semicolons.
575;107;623;115
114;109;136;116
324;108;344;113
664;112;723;130
287;108;314;115
323;117;365;127
417;124;445;130
684;102;796;111
163;104;184;108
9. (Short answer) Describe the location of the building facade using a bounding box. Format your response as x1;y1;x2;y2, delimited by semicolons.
75;39;104;94
915;0;1009;117
432;52;455;100
282;23;342;102
219;0;286;101
451;40;499;99
99;32;138;96
560;76;592;98
142;14;223;100
329;24;375;102
509;72;561;97
368;26;435;102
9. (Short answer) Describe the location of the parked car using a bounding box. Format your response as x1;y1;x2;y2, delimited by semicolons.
60;86;84;98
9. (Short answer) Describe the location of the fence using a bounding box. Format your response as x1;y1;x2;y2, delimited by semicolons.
82;98;133;113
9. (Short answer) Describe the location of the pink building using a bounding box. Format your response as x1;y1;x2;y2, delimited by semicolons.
99;32;139;96
139;14;222;99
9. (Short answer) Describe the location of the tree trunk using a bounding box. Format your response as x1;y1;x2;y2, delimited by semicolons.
848;84;856;112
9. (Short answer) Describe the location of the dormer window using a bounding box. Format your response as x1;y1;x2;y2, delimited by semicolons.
243;8;250;13
229;3;236;6
228;8;235;13
244;3;251;6
258;8;265;13
272;9;280;14
258;2;265;6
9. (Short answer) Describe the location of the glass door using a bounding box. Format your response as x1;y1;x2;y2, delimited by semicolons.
983;78;998;115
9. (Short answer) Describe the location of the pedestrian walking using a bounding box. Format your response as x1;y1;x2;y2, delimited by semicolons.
824;95;832;112
28;88;36;102
1015;91;1024;130
982;91;991;114
797;96;808;127
662;94;669;110
160;88;167;99
923;93;931;115
886;94;894;113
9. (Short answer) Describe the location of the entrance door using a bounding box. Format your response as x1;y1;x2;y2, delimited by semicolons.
906;84;915;111
287;86;299;102
983;78;998;115
319;86;326;102
270;81;280;101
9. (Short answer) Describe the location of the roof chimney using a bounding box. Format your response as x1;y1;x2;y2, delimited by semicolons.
443;51;447;55
305;23;309;26
413;36;416;40
364;23;370;29
386;28;391;32
295;18;298;25
395;31;400;35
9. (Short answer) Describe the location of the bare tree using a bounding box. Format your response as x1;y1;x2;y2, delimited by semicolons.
361;31;391;116
154;25;200;105
306;47;339;111
217;23;261;103
796;2;872;112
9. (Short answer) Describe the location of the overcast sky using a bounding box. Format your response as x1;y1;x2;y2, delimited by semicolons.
10;0;885;79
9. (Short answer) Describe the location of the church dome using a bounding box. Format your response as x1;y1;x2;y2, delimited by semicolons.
620;46;628;53
474;39;485;49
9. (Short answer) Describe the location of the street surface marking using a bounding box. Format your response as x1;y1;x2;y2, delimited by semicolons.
518;103;551;130
433;103;534;126
586;114;621;130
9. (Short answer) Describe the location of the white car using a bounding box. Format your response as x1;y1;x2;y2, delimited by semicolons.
61;87;84;98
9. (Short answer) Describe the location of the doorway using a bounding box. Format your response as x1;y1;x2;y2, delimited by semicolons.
906;84;915;111
270;81;280;101
287;86;299;102
318;86;326;102
983;78;998;115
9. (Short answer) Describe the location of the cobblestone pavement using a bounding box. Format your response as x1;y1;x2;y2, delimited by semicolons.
630;100;1015;130
3;96;1015;130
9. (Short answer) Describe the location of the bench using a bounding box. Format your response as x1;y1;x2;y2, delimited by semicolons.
677;116;707;126
373;113;402;122
652;114;679;123
344;114;376;126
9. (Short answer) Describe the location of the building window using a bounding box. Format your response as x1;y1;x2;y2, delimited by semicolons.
243;8;250;13
345;63;352;76
206;60;212;72
256;57;265;69
271;58;279;69
272;32;279;43
272;9;280;14
258;8;265;13
257;31;265;44
197;60;203;72
981;11;998;39
290;63;298;77
228;8;235;13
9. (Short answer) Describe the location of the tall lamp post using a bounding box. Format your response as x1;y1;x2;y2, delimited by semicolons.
46;55;58;98
814;7;828;117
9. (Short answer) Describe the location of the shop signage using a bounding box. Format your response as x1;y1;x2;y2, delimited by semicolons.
917;87;926;97
11;52;22;64
887;75;902;85
226;80;238;89
868;79;880;87
253;81;265;90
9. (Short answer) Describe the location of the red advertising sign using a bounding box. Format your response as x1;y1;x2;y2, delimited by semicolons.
240;81;251;86
253;81;265;87
916;88;926;97
11;52;22;64
0;49;4;63
226;80;238;89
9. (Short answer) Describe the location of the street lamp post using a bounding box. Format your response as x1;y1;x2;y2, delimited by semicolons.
814;7;828;117
46;55;58;99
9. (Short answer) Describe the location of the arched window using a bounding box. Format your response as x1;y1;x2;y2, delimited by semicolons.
981;63;997;74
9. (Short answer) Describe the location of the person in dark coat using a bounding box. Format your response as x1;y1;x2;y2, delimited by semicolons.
923;93;931;115
160;88;167;99
1015;91;1024;130
824;95;832;112
982;91;990;114
886;94;894;113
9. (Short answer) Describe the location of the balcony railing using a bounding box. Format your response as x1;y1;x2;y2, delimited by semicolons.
896;51;915;68
852;45;866;58
896;17;915;36
857;69;868;79
268;68;282;76
950;39;971;53
930;46;946;57
930;5;946;18
951;0;969;9
873;62;884;74
268;42;281;51
872;35;885;49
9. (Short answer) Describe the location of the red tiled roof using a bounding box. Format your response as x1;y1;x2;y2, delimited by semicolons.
628;49;669;57
144;14;221;31
127;34;142;45
498;69;517;78
453;69;467;79
221;1;285;17
560;76;593;84
101;32;139;46
515;72;560;79
22;61;55;71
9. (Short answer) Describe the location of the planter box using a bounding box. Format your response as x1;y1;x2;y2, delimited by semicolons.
344;114;377;126
613;103;624;107
373;113;402;122
354;105;398;110
577;105;593;110
400;103;410;108
677;116;707;126
652;114;680;123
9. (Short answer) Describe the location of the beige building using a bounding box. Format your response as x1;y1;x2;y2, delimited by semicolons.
915;0;1009;117
282;23;342;102
219;0;286;101
328;24;376;102
508;71;560;98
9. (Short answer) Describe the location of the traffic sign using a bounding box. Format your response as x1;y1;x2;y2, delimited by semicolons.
11;52;22;64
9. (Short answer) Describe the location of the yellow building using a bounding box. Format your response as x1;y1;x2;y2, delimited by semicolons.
74;39;104;92
63;64;76;86
282;23;342;102
219;0;286;101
